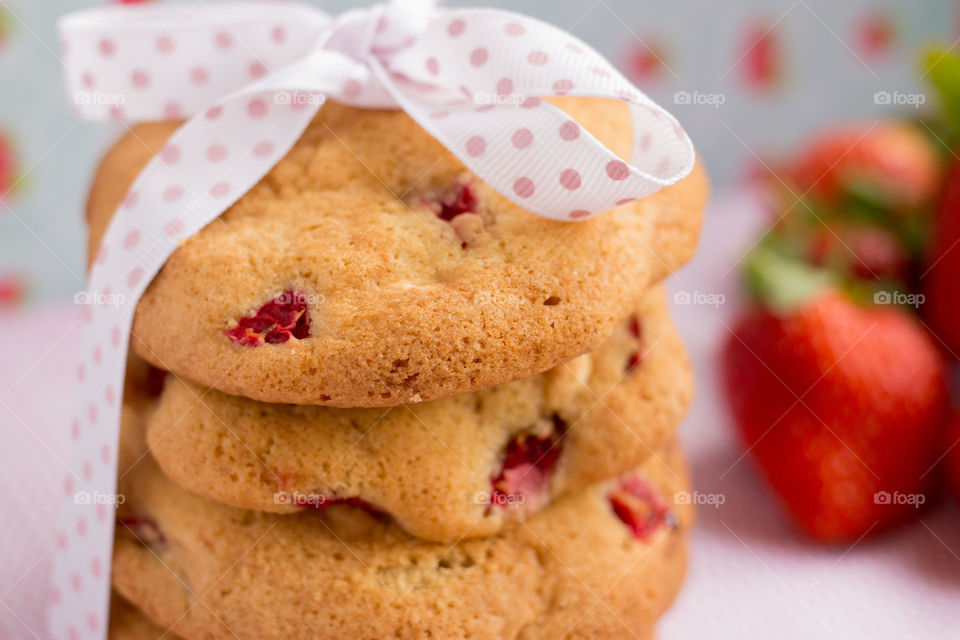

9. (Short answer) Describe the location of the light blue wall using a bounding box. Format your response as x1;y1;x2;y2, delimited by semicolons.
0;0;954;301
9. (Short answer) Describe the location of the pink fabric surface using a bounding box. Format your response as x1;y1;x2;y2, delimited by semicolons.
660;189;960;639
0;305;83;639
0;189;958;639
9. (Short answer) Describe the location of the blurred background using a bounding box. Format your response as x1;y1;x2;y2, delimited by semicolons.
0;0;956;304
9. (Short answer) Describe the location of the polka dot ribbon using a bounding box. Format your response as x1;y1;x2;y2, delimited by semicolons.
49;1;694;638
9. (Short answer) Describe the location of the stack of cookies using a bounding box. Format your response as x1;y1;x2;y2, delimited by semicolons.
86;97;707;639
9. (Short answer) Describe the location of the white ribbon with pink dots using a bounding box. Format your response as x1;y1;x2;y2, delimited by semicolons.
50;0;694;637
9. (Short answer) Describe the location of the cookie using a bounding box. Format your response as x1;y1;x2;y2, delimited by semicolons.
88;98;707;407
112;438;691;640
109;593;175;640
143;287;691;542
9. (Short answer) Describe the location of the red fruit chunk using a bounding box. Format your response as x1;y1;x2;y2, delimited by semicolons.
225;290;310;346
296;494;384;515
608;473;674;541
435;181;478;221
420;180;485;247
490;415;565;512
144;366;168;398
625;315;644;372
116;515;166;548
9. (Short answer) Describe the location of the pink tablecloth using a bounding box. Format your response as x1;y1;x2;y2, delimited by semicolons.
1;189;958;639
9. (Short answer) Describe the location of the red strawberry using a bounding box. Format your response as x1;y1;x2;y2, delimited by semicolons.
723;259;949;542
922;158;960;355
790;122;939;210
944;411;960;504
0;132;17;200
857;10;896;57
740;23;780;90
0;273;26;307
625;41;666;83
807;223;909;282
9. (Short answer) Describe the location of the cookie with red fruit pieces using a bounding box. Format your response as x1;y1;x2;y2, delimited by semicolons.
141;288;692;543
789;121;939;211
86;99;707;407
112;435;691;640
722;248;950;543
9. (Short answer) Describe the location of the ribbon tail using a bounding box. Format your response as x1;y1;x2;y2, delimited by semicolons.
46;47;372;640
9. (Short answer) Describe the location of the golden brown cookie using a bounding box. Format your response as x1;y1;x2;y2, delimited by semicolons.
112;440;691;640
88;98;707;407
144;287;691;542
109;593;178;640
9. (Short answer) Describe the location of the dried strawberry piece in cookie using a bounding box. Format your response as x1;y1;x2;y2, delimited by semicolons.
144;366;168;397
292;492;387;520
116;515;166;549
489;415;566;512
608;473;676;542
625;314;644;372
419;179;487;247
224;290;310;346
435;180;478;221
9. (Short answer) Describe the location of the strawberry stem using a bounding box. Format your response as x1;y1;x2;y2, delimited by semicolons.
745;245;836;314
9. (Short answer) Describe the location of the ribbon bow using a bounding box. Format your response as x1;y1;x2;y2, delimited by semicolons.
49;1;693;638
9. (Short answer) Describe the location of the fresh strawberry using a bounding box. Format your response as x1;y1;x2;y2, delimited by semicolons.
0;272;26;307
789;122;939;211
740;23;780;90
922;158;960;356
0;132;17;201
625;41;666;83
944;411;960;504
723;250;949;542
857;10;895;57
806;223;909;283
